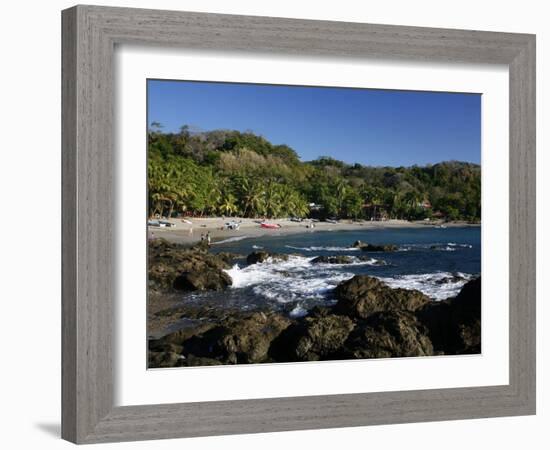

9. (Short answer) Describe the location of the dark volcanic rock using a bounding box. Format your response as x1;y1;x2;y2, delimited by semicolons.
338;310;434;359
149;350;223;368
307;306;333;317
352;240;397;252
150;319;218;347
362;244;398;252
414;300;452;351
149;311;292;367
148;341;184;355
311;255;354;264
416;277;481;354
357;255;387;265
270;314;355;361
434;273;467;285
216;251;245;265
246;251;289;265
148;351;183;368
182;311;292;364
180;354;223;367
173;269;232;291
148;267;480;367
334;275;430;319
148;238;235;290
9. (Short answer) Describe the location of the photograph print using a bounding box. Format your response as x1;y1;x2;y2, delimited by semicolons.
147;80;481;368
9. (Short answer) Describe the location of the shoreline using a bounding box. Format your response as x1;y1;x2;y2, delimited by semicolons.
148;217;480;246
147;231;481;366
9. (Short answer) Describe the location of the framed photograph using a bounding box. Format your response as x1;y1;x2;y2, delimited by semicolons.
62;5;536;444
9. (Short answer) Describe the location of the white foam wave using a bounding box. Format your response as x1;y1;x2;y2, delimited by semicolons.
252;244;264;249
223;252;475;308
225;255;352;303
377;272;474;300
447;242;473;248
313;257;385;267
398;242;472;252
285;245;360;252
289;304;308;318
211;235;249;245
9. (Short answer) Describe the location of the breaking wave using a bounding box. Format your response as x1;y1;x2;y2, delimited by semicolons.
377;272;475;300
398;242;473;252
211;235;250;245
225;255;354;304
285;245;360;252
224;254;469;305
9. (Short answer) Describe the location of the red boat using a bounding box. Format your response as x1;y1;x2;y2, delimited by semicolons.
260;222;281;229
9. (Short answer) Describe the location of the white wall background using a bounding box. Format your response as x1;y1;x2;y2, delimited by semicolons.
0;1;546;448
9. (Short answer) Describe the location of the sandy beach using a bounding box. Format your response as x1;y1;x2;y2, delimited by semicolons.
148;217;478;246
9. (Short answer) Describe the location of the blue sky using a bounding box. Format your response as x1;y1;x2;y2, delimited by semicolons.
147;79;480;166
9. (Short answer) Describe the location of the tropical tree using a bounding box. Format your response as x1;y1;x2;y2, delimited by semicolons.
334;179;348;215
219;192;239;217
342;189;363;218
263;181;282;218
362;186;384;219
237;178;265;217
147;126;481;222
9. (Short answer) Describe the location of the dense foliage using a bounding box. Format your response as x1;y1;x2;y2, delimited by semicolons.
148;124;481;221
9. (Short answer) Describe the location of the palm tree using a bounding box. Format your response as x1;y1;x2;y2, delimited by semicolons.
148;161;180;217
173;184;190;215
401;190;422;219
335;179;348;217
293;195;310;218
219;192;238;217
238;178;264;217
206;185;222;216
278;185;301;217
264;181;282;218
383;191;399;219
362;186;385;220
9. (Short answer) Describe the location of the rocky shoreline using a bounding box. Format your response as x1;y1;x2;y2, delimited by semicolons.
148;239;481;368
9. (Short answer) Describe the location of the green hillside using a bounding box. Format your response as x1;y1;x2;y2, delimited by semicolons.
148;125;481;221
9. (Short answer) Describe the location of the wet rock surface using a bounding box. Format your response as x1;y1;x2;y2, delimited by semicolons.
417;277;481;354
148;238;240;292
269;312;355;361
333;275;430;319
147;239;481;367
149;311;291;365
311;255;354;264
337;311;434;359
352;240;398;252
246;251;290;265
173;269;232;291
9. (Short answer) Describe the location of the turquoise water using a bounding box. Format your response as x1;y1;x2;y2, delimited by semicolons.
187;226;480;317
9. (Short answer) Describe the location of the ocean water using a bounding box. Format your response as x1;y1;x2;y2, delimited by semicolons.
184;227;480;317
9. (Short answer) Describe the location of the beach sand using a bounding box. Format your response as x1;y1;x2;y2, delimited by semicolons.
148;217;477;246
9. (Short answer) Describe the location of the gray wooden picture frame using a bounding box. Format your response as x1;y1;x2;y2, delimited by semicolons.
61;4;536;444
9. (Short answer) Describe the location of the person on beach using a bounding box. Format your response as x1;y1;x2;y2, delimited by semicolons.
206;232;211;246
200;233;205;243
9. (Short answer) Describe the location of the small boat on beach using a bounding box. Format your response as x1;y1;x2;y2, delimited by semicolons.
159;220;175;227
224;221;241;230
260;222;281;229
148;219;175;228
